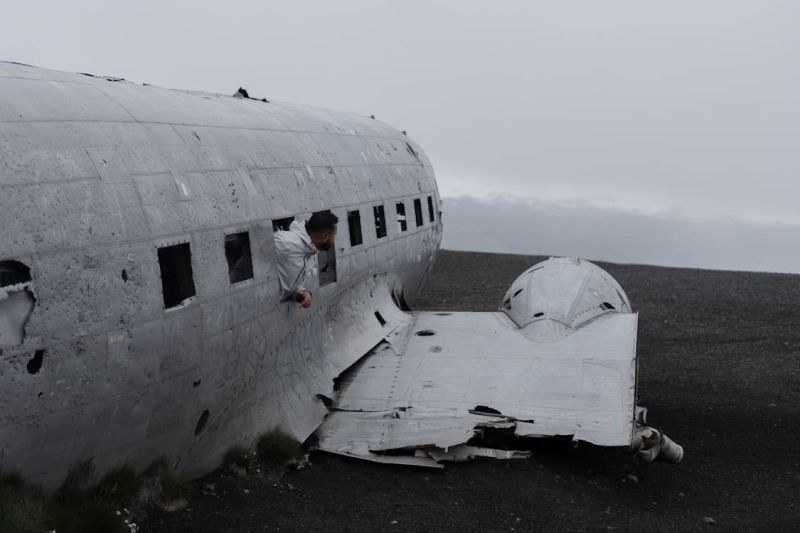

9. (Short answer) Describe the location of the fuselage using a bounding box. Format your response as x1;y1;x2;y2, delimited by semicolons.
0;62;441;487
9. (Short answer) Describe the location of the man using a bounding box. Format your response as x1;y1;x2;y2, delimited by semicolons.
273;211;338;308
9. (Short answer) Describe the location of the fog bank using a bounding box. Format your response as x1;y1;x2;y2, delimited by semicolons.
441;196;800;274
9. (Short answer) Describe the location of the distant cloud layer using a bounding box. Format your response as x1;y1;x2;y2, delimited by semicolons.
441;196;800;274
2;1;797;226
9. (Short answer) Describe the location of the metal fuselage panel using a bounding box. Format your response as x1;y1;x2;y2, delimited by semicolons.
0;62;441;487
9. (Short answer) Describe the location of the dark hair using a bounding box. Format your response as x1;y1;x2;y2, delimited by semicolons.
306;210;339;233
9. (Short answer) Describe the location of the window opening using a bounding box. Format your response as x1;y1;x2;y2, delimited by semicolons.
374;205;387;239
375;311;387;326
0;261;31;287
0;260;36;347
427;196;435;222
396;202;407;232
272;217;294;232
318;246;337;286
414;198;424;227
314;210;338;286
348;209;363;246
225;231;254;284
157;242;196;309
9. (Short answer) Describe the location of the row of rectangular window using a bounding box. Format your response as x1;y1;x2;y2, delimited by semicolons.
347;194;437;246
157;193;437;309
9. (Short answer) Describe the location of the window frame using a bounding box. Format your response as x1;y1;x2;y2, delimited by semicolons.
413;198;424;227
157;241;197;310
347;209;363;247
224;230;254;284
374;204;387;239
396;202;408;232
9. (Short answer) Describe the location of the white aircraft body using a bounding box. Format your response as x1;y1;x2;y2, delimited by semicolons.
0;63;680;488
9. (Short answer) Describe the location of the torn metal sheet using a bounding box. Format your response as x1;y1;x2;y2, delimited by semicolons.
416;445;532;463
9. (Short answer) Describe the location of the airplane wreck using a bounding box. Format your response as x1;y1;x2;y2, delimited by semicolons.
0;62;680;489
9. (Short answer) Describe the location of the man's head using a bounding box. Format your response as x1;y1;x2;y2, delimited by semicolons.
305;211;338;251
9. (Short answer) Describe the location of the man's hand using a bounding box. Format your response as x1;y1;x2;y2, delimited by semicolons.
295;289;312;308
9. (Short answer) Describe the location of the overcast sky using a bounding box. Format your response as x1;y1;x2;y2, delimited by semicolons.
3;2;798;270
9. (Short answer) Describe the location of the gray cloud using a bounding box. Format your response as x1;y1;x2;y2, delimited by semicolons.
2;1;797;223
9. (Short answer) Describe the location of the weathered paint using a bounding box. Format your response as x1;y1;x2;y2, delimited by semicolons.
0;62;441;488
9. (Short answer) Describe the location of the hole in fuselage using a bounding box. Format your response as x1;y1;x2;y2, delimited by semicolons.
416;330;436;337
375;311;386;326
27;349;44;374
121;269;129;282
0;260;32;286
194;409;210;436
601;302;615;310
533;312;544;318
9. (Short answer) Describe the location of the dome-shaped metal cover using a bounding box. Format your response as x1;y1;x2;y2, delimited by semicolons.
500;257;631;341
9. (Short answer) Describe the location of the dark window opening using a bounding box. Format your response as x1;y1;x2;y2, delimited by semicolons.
318;245;337;286
194;409;210;435
225;231;254;284
272;217;294;232
348;210;363;246
157;243;196;309
414;198;424;227
0;260;31;287
27;349;45;374
601;302;616;310
533;312;545;318
416;330;436;337
374;205;387;239
375;311;386;326
427;196;435;222
314;210;338;286
396;202;407;232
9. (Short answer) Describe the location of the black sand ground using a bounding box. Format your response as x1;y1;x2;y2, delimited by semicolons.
144;250;800;532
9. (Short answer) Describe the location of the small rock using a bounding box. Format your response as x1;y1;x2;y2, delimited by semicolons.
204;483;216;492
390;520;398;525
702;516;716;525
287;483;294;490
243;489;250;494
627;474;638;483
679;492;686;497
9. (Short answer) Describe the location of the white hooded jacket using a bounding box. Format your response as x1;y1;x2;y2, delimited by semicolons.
273;220;318;300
